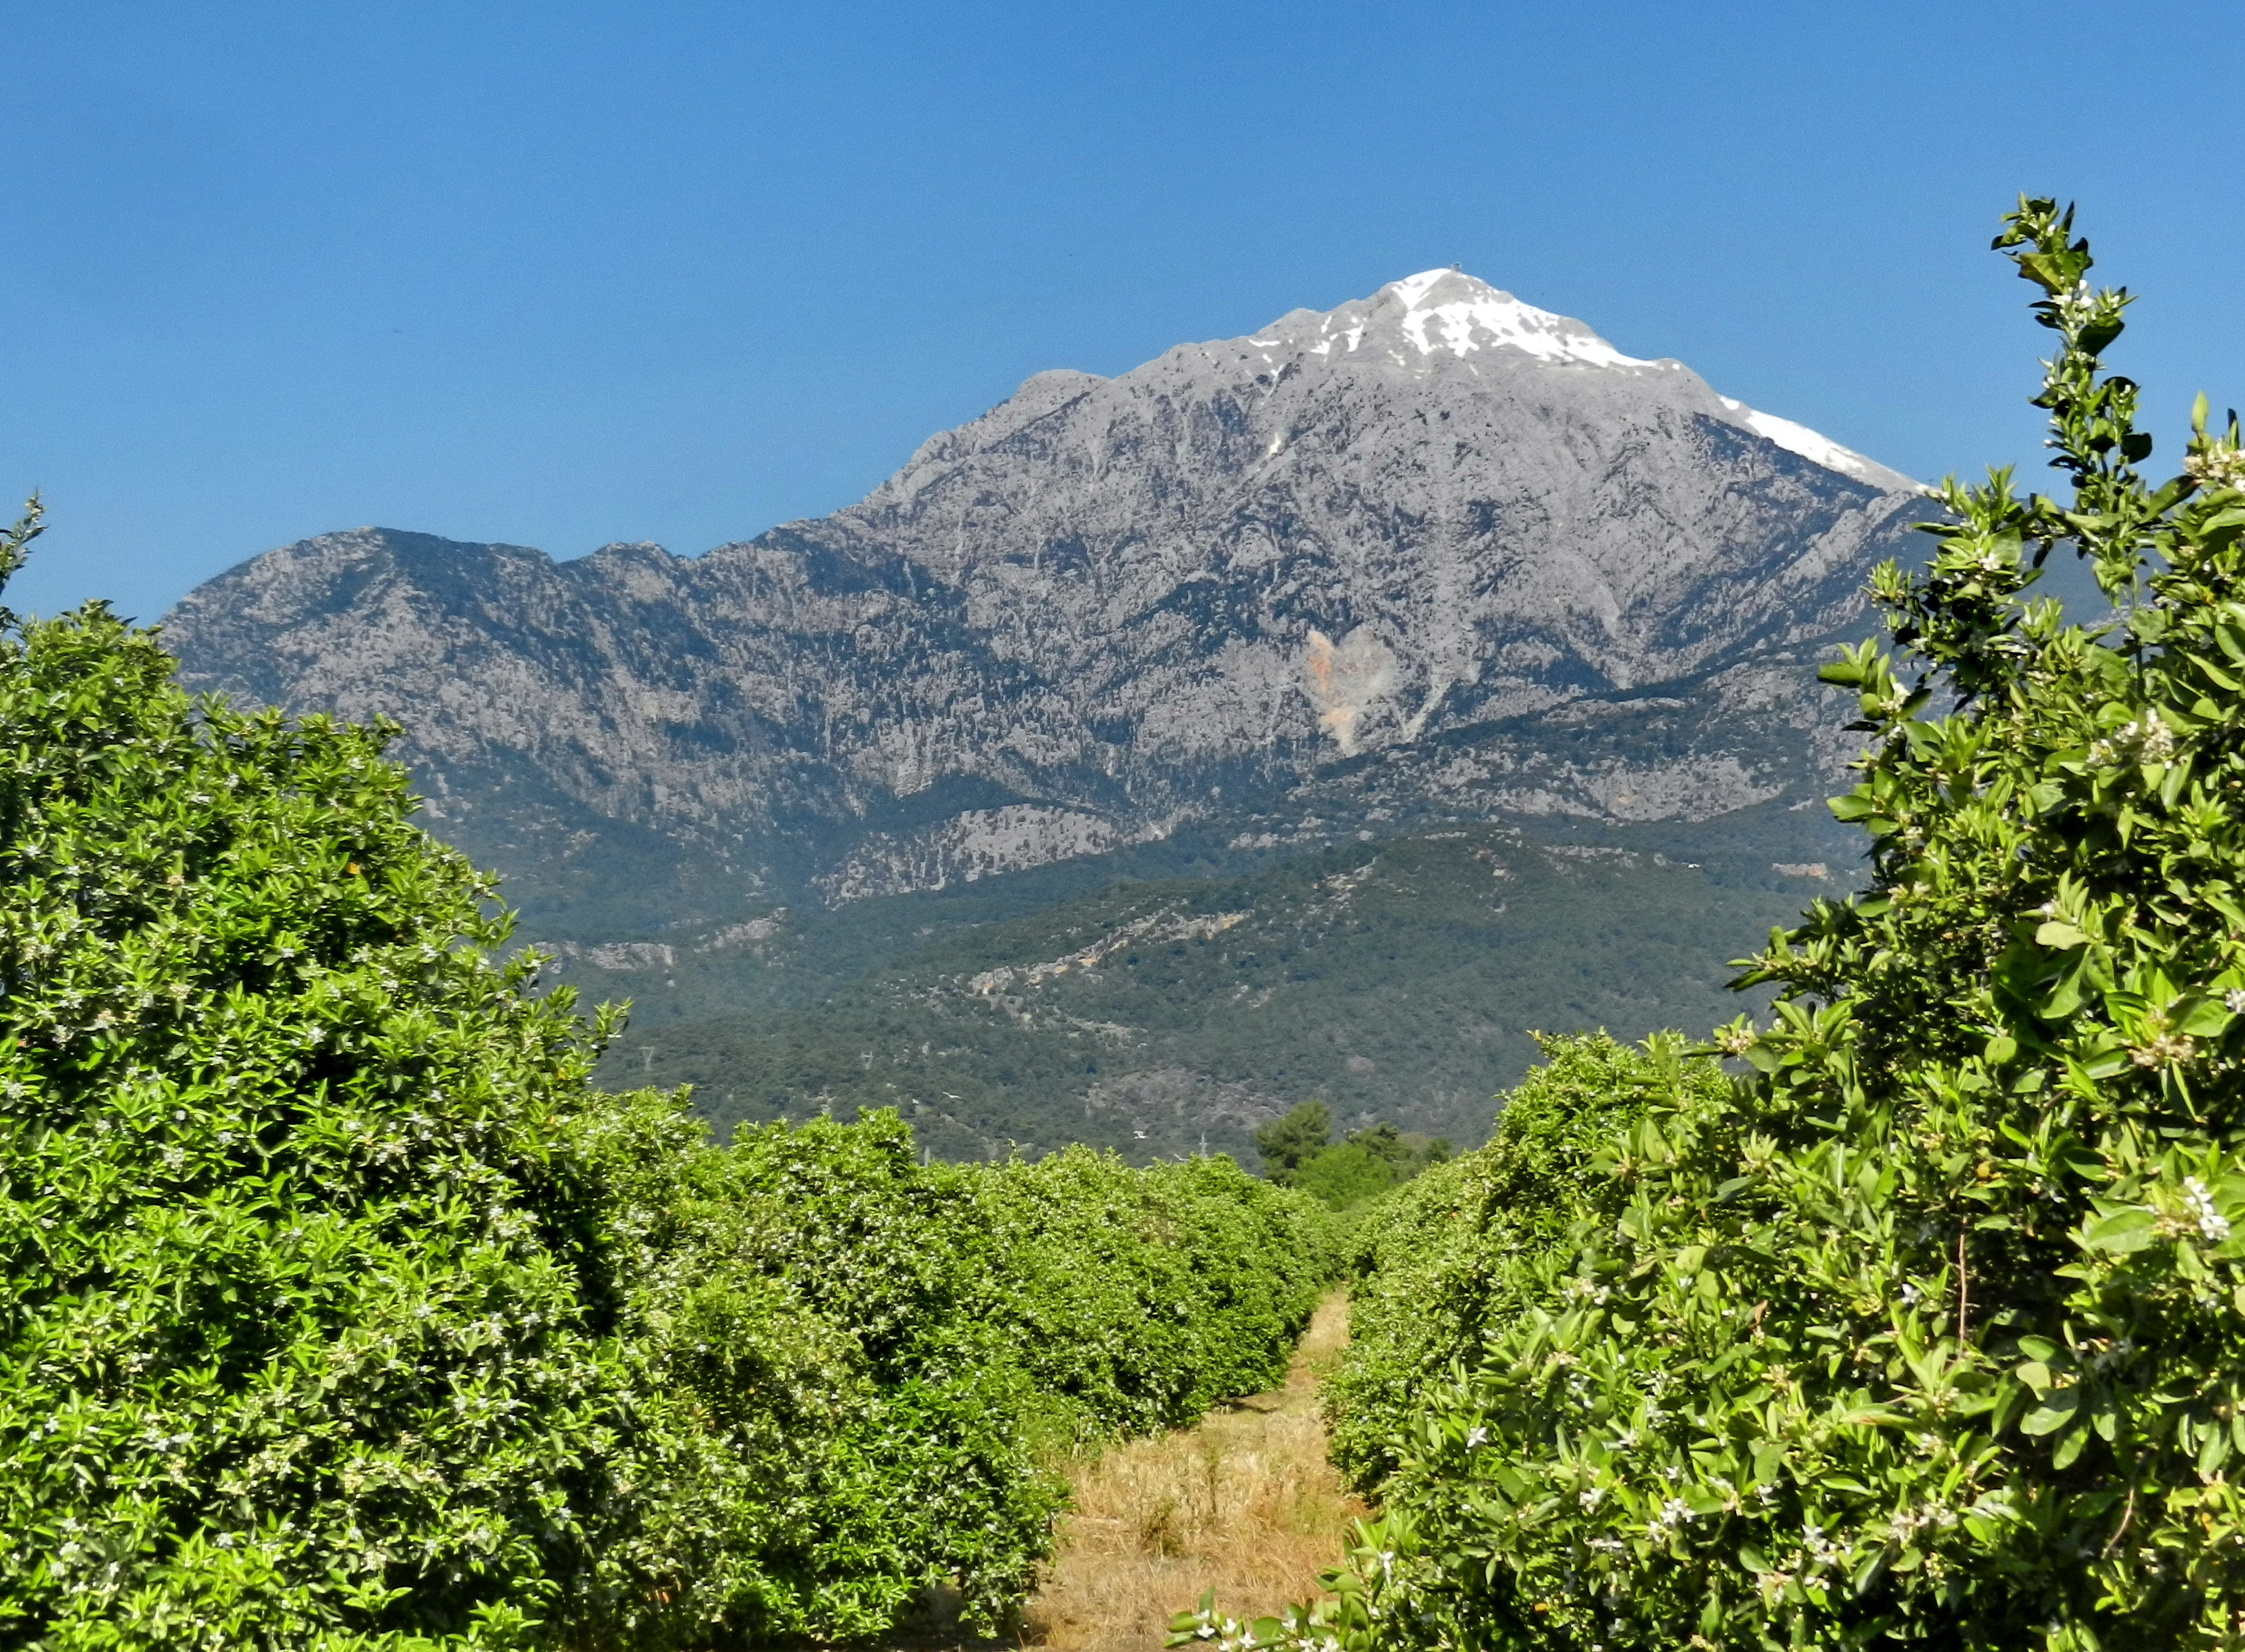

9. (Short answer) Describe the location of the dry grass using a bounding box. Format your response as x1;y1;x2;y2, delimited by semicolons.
1018;1293;1364;1652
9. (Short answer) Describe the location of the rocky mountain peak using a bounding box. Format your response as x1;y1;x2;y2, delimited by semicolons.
1217;268;1914;493
162;270;1939;928
1253;266;1666;372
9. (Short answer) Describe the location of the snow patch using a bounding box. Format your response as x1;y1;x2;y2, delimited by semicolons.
1255;268;1917;492
1381;268;1659;368
1716;397;1917;490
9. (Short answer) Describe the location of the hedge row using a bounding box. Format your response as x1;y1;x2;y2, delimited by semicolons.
1319;1032;1725;1493
0;566;1335;1651
575;1098;1337;1645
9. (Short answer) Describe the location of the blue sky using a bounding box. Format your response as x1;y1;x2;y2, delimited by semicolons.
3;0;2241;622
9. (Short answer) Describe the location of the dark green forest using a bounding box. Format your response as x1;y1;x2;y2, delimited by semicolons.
579;810;1849;1162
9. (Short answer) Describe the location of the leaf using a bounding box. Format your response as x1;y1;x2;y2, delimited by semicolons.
2052;1424;2091;1471
2081;1207;2158;1254
1990;1380;2028;1437
1850;1546;1894;1597
2177;995;2235;1037
2188;650;2244;692
2015;248;2086;295
2036;920;2091;951
2023;1391;2081;1436
2042;962;2091;1020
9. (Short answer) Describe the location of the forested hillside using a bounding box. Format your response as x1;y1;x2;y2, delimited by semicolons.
581;807;1849;1160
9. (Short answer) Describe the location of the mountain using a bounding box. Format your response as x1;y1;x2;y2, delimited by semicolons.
160;269;1935;1152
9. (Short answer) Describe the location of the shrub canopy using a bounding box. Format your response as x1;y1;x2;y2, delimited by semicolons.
0;523;629;1651
1321;1033;1723;1491
1255;1103;1452;1211
0;529;1339;1651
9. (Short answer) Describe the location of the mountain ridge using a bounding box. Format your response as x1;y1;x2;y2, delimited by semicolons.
163;266;1933;937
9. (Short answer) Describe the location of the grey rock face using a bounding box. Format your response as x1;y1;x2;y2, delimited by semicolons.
161;270;1933;926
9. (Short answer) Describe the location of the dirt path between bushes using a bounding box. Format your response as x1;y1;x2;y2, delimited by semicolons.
1018;1292;1362;1652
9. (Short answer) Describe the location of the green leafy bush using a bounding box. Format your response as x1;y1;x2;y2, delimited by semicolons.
557;1096;1067;1647
1290;1143;1397;1211
568;1111;1337;1646
1183;198;2245;1652
1320;1033;1724;1490
0;512;631;1650
959;1147;1339;1444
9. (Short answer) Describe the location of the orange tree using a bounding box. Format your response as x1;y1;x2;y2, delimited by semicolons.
0;540;1335;1652
0;538;1057;1652
0;504;632;1649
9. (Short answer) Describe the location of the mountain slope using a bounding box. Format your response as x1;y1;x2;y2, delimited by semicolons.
161;270;1930;936
586;813;1848;1162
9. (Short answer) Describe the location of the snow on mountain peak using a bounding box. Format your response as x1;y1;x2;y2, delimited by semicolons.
1381;268;1655;369
1715;397;1917;492
1246;268;1661;372
1237;268;1918;492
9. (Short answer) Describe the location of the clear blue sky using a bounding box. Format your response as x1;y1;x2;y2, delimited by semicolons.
4;0;2241;623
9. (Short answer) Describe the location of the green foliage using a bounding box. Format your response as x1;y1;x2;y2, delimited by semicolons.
1360;1124;1453;1192
1289;1142;1395;1211
1320;1033;1724;1489
1185;199;2245;1652
0;497;42;590
595;818;1831;1164
0;514;630;1649
957;1147;1339;1444
1255;1100;1453;1211
558;1096;1065;1646
1342;1122;1454;1180
544;1108;1341;1646
1255;1102;1333;1180
0;536;1337;1650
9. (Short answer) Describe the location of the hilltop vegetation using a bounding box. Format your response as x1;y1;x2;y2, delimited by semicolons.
1250;1102;1452;1211
0;517;1334;1651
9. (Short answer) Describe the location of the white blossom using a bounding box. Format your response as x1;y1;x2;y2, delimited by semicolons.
2184;1177;2231;1242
